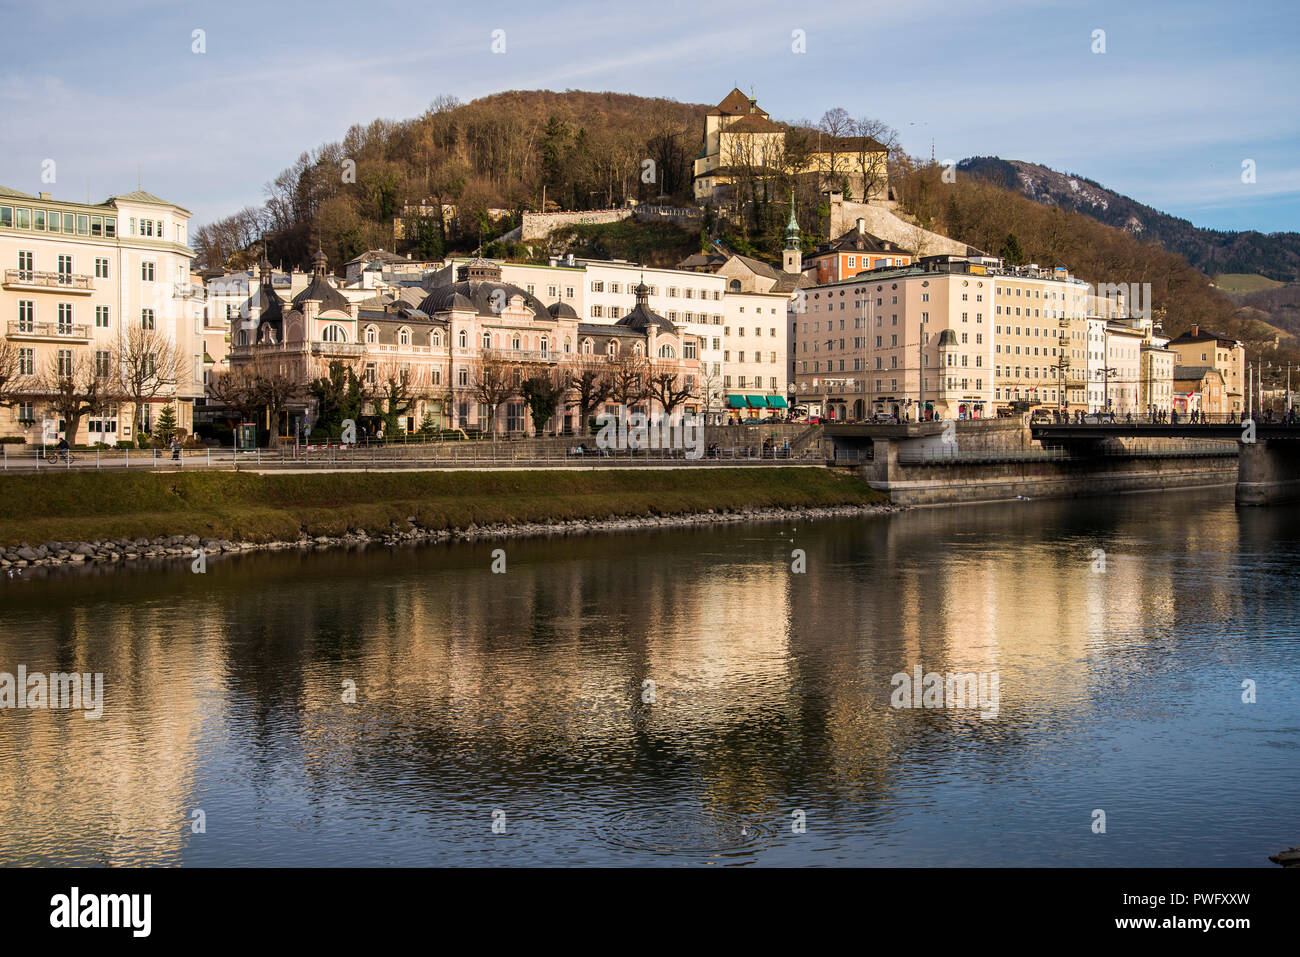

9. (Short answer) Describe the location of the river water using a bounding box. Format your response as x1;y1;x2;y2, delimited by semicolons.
1;487;1296;866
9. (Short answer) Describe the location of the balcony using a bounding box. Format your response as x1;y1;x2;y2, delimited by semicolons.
7;320;93;342
310;341;367;357
3;270;94;294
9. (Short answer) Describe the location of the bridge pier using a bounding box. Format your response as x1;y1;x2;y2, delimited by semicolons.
1237;440;1300;506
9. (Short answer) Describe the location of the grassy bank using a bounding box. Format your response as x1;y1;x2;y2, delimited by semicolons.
0;469;885;546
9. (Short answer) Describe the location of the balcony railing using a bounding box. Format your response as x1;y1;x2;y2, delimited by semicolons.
3;269;94;292
310;342;367;357
7;320;93;341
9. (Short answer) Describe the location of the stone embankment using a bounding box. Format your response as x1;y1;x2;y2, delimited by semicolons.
0;502;902;574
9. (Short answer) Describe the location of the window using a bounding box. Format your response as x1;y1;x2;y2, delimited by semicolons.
94;258;110;279
483;332;492;350
96;305;110;328
458;330;467;349
141;308;155;330
591;305;603;318
399;327;410;346
57;255;72;283
142;261;156;282
365;326;378;344
57;349;74;377
17;301;34;333
18;348;34;375
95;350;112;378
58;302;73;335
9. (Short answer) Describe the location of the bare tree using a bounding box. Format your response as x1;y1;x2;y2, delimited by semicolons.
114;326;185;443
647;360;697;419
0;340;24;407
609;353;650;409
468;350;516;439
565;354;613;435
853;116;899;204
206;365;263;431
248;360;304;448
817;108;855;194
373;361;424;436
39;352;115;442
698;361;725;424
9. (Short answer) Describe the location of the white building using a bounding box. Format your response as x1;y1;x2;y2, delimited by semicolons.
1;186;200;443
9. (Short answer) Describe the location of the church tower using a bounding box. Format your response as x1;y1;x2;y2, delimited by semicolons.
782;194;802;274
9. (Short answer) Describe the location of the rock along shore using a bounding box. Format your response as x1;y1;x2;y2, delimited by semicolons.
0;502;903;575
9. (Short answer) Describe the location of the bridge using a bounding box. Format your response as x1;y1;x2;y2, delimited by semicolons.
1029;419;1300;506
824;418;1300;506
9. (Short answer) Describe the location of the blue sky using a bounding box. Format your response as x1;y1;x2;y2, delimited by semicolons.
2;0;1296;237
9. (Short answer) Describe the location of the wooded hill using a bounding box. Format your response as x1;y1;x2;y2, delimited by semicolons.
193;88;1297;368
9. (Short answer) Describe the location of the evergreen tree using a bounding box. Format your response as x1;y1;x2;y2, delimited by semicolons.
1000;232;1026;265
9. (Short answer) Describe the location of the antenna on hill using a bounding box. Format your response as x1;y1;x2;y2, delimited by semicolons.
930;138;935;164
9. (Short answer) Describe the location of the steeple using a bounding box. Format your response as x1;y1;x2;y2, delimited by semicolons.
784;194;801;250
783;193;802;274
312;246;328;279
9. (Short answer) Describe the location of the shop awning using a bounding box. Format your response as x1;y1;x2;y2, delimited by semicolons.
745;395;768;408
767;396;789;409
725;395;748;409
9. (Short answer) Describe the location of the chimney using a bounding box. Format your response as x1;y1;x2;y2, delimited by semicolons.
1192;324;1199;337
856;218;866;235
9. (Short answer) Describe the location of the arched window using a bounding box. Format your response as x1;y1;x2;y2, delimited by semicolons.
431;330;442;347
729;279;741;292
482;332;491;350
564;336;572;353
457;329;467;349
607;341;618;357
237;330;248;346
633;342;643;357
398;326;410;346
658;344;676;358
321;324;347;343
540;337;549;356
512;334;521;351
365;325;378;344
582;338;594;355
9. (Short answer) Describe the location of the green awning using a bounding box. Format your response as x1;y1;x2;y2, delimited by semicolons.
767;396;789;409
726;395;748;409
745;395;768;408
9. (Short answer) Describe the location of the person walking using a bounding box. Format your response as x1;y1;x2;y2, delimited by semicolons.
170;434;181;464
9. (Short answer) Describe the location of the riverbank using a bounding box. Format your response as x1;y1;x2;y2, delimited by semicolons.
0;469;893;570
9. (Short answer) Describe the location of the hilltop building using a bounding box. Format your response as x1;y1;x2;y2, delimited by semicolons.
693;88;889;206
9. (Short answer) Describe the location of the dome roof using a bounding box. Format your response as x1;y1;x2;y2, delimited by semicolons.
292;276;351;313
615;281;675;333
937;328;959;346
548;301;578;319
417;280;550;321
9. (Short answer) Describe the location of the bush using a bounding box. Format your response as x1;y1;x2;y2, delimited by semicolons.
0;436;26;445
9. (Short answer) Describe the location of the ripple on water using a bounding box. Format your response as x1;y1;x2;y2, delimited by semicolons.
595;804;776;860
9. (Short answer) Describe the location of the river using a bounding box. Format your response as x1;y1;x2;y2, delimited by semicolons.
1;487;1296;866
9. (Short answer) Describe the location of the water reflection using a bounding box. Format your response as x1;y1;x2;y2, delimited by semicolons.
1;487;1297;866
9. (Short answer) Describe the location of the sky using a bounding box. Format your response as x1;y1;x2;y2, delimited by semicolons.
1;0;1297;237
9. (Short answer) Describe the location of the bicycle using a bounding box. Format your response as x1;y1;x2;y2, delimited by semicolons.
44;449;76;464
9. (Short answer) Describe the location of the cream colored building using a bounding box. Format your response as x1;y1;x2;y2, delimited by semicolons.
693;89;888;206
1;186;199;443
1166;325;1245;414
792;257;998;421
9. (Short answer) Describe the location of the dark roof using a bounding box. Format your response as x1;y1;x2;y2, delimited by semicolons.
615;283;677;334
811;226;913;258
1173;365;1223;382
1168;328;1238;348
548;301;578;319
937;329;959;346
417;280;550;321
292;276;351;313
